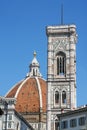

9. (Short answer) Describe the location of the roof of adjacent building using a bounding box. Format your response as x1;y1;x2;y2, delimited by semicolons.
14;109;34;130
57;106;87;118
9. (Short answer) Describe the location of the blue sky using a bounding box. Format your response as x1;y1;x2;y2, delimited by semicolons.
0;0;87;107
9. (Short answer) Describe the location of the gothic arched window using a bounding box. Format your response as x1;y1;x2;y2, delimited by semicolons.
56;52;66;76
55;119;59;130
62;91;66;104
55;91;59;104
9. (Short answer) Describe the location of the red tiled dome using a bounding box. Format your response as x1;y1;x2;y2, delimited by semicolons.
6;52;47;113
6;77;47;113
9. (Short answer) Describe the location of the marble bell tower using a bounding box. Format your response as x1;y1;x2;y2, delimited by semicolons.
46;25;77;130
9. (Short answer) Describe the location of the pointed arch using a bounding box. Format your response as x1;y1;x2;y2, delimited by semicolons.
55;91;59;104
62;90;66;104
56;51;66;76
54;116;59;130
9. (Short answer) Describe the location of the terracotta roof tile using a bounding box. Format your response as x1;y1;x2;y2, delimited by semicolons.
6;77;47;113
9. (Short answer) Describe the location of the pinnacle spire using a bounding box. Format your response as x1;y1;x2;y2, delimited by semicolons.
26;51;42;77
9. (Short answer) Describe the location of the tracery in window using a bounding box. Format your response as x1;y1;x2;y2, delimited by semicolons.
56;52;66;75
55;91;59;104
62;91;66;104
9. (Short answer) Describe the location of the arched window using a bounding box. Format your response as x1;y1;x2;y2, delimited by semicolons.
55;91;59;104
55;119;59;130
57;52;66;75
33;69;35;76
62;91;66;104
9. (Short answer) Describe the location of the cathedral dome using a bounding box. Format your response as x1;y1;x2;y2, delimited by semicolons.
6;52;47;113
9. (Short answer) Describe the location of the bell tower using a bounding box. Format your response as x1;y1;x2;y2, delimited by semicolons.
46;25;77;130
